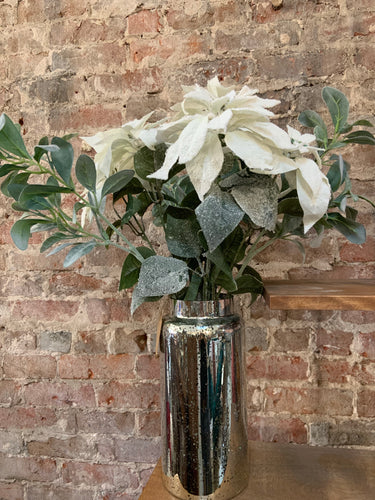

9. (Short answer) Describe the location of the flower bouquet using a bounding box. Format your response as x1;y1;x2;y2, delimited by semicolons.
0;77;374;311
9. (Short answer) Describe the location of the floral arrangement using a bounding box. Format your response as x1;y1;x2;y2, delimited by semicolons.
0;78;374;311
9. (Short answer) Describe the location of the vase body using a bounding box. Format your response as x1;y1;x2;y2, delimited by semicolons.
160;298;248;500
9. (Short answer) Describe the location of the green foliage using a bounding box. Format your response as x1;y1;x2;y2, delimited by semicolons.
0;85;374;310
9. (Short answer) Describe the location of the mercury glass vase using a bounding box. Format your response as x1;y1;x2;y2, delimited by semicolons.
160;298;249;499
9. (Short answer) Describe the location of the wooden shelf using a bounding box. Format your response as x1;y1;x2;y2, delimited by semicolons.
139;441;375;500
263;279;375;311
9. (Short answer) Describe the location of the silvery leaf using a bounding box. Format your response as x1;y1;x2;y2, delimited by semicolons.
137;255;189;297
229;173;279;231
195;190;244;253
165;216;202;258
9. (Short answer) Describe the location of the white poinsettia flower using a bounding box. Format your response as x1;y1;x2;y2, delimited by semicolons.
287;125;319;154
81;112;157;194
148;77;290;199
293;157;331;232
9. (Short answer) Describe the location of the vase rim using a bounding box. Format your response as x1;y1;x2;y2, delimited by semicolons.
172;297;234;318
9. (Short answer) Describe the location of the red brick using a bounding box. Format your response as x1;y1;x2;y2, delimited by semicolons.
0;380;21;406
358;389;375;417
74;330;108;354
3;354;56;379
59;354;135;379
0;483;23;500
12;300;79;322
314;358;352;384
353;360;375;385
340;237;375;263
0;456;57;482
48;105;122;136
273;328;310;352
127;10;161;35
62;461;139;489
24;381;96;408
25;485;93;500
138;410;161;437
167;7;214;30
97;381;160;409
0;407;57;429
247;416;307;444
341;310;375;325
247;354;308;380
315;329;353;356
85;298;131;324
265;387;353;416
136;355;160;379
353;332;375;359
27;435;96;460
115;437;160;463
49;272;104;294
76;410;135;434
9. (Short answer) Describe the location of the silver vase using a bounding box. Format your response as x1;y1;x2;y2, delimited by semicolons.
160;298;248;499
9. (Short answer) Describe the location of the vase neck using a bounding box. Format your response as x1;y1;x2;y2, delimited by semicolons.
173;298;234;318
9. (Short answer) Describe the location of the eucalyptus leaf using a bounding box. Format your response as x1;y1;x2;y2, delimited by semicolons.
63;240;97;267
51;137;74;185
75;154;97;192
343;130;375;145
298;110;327;133
0;114;31;159
10;218;43;250
328;212;366;244
40;232;75;252
322;87;349;133
102;169;134;197
195;190;244;253
137;255;189;297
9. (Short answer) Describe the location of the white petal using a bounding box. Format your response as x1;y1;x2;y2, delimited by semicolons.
206;76;236;97
248;121;293;149
186;133;224;200
295;159;331;232
208;109;233;133
148;141;179;180
225;130;274;170
138;128;158;149
250;153;297;175
177;115;209;164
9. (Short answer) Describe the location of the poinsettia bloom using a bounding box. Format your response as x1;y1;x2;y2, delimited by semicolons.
82;112;157;194
148;77;295;199
287;125;320;154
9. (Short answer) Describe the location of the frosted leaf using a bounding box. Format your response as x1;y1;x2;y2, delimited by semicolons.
165;216;202;258
137;255;189;297
195;190;244;253
221;172;279;231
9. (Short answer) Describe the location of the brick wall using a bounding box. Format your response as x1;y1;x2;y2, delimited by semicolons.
0;0;374;498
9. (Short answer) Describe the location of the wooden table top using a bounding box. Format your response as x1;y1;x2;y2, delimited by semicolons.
263;279;375;310
139;440;375;500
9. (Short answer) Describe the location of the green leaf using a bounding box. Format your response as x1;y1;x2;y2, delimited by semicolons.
112;177;144;200
233;267;263;295
63;240;97;267
326;156;349;192
10;218;43;250
165;215;202;258
51;137;74;185
119;246;155;290
215;272;238;293
0;114;31;159
278;197;303;216
328;213;366;244
351;119;374;128
75;154;97;192
40;232;75;253
102;169;134;197
343;130;375;145
137;255;189;297
184;273;202;300
298;110;327;133
4;172;31;200
133;147;155;180
0;164;27;177
205;247;234;279
322;87;349;133
195;190;244;253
